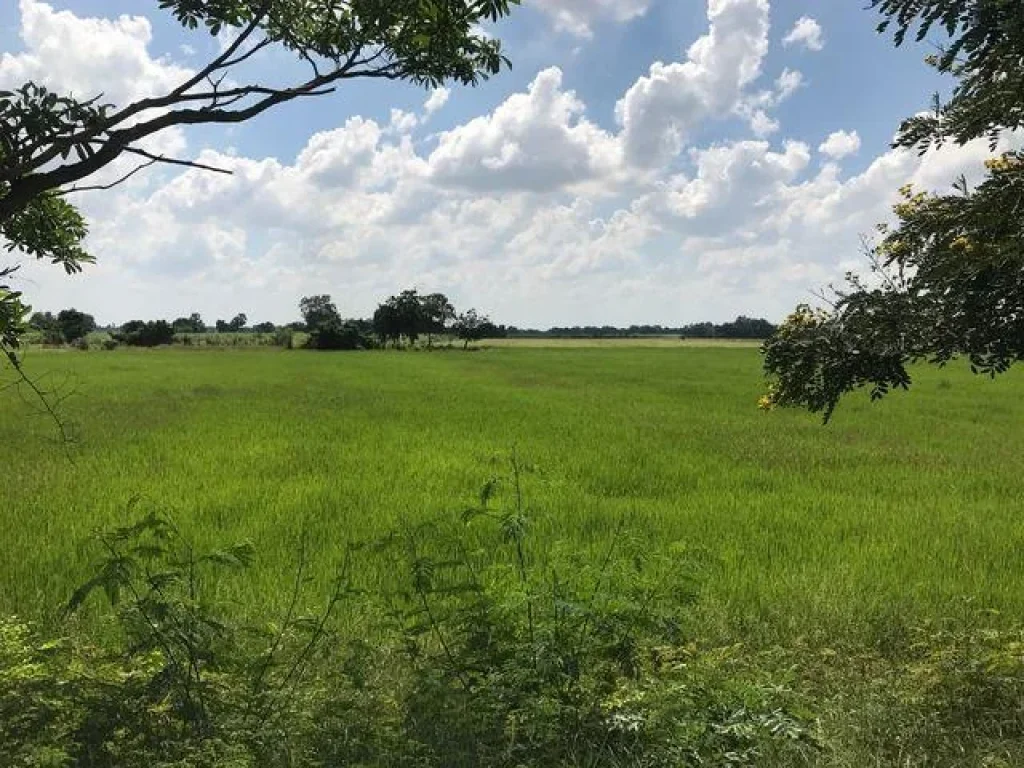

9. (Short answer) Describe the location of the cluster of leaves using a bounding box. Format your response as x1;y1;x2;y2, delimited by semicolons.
764;0;1024;420
1;511;357;767
763;155;1024;421
873;0;1024;150
372;289;495;349
300;295;375;350
115;320;176;348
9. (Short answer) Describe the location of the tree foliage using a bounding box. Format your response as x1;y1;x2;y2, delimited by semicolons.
0;0;520;361
56;308;96;343
764;0;1024;421
116;320;176;348
453;308;491;349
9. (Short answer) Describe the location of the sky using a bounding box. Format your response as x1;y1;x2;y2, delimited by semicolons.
0;0;1013;327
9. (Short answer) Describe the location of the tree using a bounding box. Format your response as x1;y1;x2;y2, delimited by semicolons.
373;290;431;347
56;309;96;344
0;0;520;362
453;309;491;349
763;0;1024;421
115;320;175;348
229;313;248;333
172;313;205;334
299;295;369;350
421;293;456;347
252;322;276;334
300;296;341;332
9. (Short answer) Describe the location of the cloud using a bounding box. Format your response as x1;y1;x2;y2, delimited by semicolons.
0;0;191;105
6;0;1018;328
819;130;862;159
782;16;824;52
532;0;651;38
424;87;451;116
427;67;621;192
615;0;771;168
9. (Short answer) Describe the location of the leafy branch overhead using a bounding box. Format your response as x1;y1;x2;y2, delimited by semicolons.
763;0;1024;421
0;0;520;357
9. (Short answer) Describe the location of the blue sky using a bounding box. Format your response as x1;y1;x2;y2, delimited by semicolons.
0;0;998;327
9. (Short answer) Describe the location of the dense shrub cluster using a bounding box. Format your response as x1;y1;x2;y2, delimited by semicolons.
115;320;175;347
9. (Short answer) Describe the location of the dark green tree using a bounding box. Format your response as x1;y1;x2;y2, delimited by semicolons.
421;293;456;347
172;313;206;334
763;0;1024;421
373;290;430;347
1;0;520;361
300;295;341;332
229;313;248;333
116;320;175;348
56;309;96;344
453;309;491;350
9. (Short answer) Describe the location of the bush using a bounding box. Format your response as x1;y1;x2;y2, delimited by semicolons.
305;319;372;350
73;337;90;351
115;320;175;347
101;338;119;351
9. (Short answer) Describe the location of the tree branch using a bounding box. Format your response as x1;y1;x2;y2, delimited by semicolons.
121;147;233;175
55;158;158;195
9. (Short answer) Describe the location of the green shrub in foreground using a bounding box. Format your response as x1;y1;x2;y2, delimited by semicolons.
0;467;821;767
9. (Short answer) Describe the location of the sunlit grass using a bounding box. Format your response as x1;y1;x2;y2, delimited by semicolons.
2;346;1023;646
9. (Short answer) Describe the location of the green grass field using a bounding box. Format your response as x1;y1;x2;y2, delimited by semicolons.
3;345;1024;646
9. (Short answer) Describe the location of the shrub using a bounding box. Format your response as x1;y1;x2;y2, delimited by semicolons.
306;319;372;351
101;338;119;351
116;320;175;347
73;337;90;351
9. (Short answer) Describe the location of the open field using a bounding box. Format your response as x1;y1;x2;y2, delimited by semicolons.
2;346;1024;646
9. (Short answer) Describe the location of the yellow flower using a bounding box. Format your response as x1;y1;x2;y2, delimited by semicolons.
950;235;973;252
758;394;776;412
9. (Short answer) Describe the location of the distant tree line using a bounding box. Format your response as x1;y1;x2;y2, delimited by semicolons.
27;299;775;350
503;316;777;340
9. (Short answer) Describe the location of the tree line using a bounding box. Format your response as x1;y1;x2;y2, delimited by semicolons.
27;297;777;350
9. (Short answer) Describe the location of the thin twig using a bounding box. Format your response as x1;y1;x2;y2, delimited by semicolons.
121;147;233;175
56;158;158;195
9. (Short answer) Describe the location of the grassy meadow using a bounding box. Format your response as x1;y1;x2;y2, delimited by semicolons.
3;343;1024;650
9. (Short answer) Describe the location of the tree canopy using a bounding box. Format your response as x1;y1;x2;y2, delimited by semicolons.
763;0;1024;421
0;0;520;363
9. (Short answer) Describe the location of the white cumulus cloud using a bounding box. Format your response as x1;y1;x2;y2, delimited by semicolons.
532;0;651;38
782;16;824;51
819;130;862;159
615;0;771;168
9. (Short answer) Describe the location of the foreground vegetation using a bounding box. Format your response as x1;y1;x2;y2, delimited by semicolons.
3;345;1024;765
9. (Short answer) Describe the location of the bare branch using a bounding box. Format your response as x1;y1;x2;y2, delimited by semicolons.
56;158;158;195
120;147;234;175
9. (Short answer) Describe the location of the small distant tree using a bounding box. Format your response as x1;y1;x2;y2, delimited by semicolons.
251;322;276;334
172;313;205;334
215;319;230;333
299;295;369;350
453;309;491;350
56;308;96;343
373;289;430;347
300;296;340;331
229;313;248;332
421;293;456;347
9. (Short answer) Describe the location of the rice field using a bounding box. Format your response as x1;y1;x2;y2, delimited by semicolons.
2;345;1023;646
